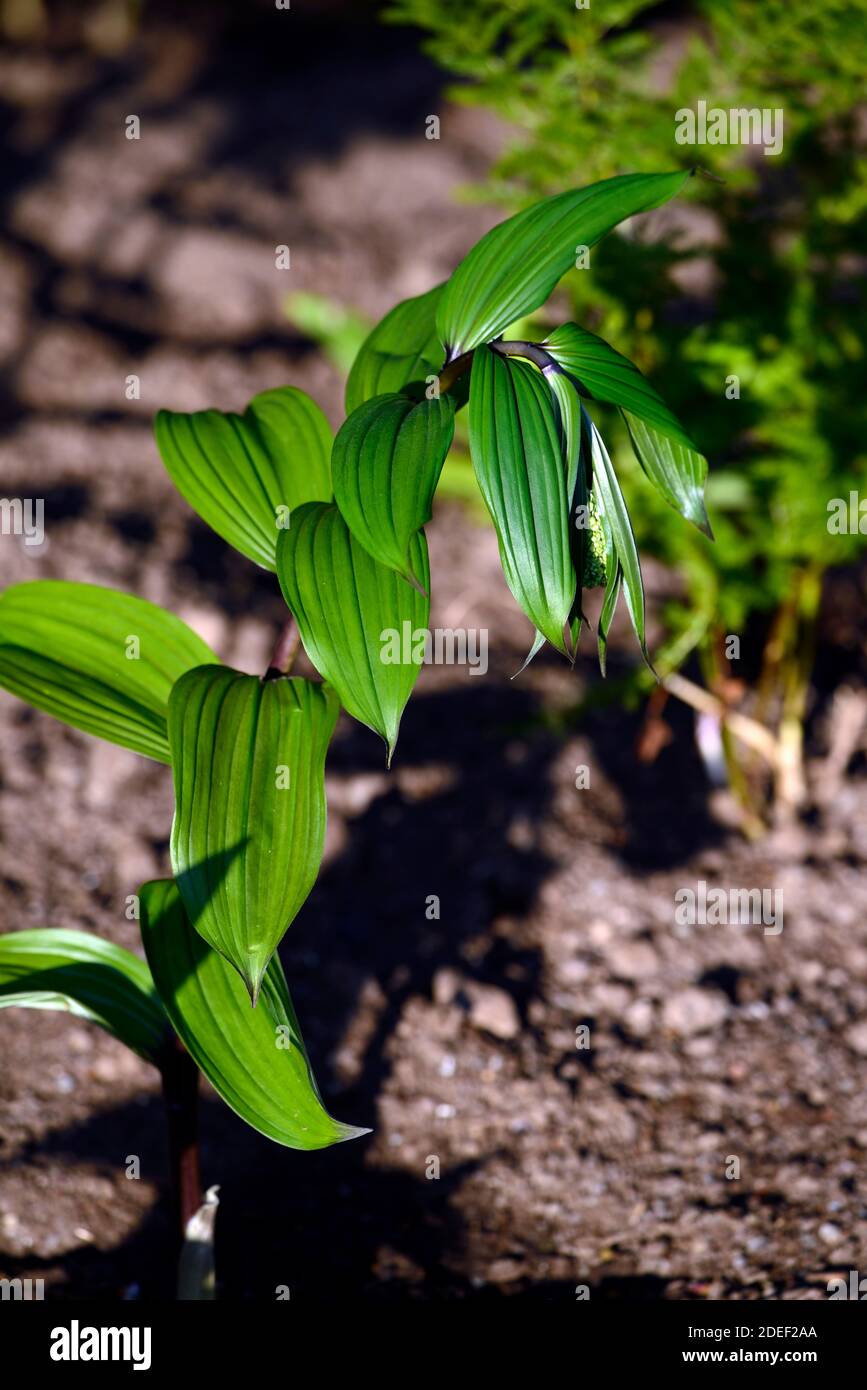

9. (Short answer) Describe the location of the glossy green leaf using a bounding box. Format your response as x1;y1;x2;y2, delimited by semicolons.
544;323;711;535
0;929;168;1064
332;392;454;588
545;323;694;444
582;406;651;669
546;364;585;631
168;666;339;1002
0;580;219;763
276;502;429;762
624;413;712;537
140;879;367;1150
468;346;574;662
438;170;694;357
155;387;332;571
345;285;445;414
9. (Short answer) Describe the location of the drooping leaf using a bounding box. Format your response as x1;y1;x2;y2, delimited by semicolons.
345;285;445;414
332;391;454;587
0;929;168;1064
545;363;582;505
546;364;585;629
581;406;652;670
468;346;574;662
0;581;219;763
624;413;712;537
140;879;367;1150
438;170;694;358
276;502;429;762
544;323;694;444
155;387;332;571
168;665;339;1002
596;508;622;679
544;323;711;535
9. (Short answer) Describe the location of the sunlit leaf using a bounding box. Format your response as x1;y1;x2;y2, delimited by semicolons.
438;170;694;357
140;879;367;1150
155;387;332;571
544;322;711;535
0;929;168;1064
0;580;219;763
276;502;429;761
544;322;693;443
332;391;454;587
624;413;712;537
168;665;339;1002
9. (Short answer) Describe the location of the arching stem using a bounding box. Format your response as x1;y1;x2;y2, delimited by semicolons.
265;615;301;680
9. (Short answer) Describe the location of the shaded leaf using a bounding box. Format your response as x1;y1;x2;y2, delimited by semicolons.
438;170;694;357
468;346;574;662
155;387;332;571
0;929;168;1064
168;665;339;1002
345;284;445;414
140;879;366;1150
0;580;219;763
546;364;585;627
597;547;623;678
332;391;454;587
581;406;652;670
276;502;429;761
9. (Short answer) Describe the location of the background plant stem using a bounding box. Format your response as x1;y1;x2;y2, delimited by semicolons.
160;1031;202;1250
265;614;300;679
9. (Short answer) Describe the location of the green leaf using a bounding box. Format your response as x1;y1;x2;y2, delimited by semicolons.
545;364;585;627
597;557;623;678
332;392;455;588
468;346;575;662
155;387;332;572
168;666;339;1002
438;170;694;357
346;285;445;414
0;580;219;763
544;323;711;535
582;406;651;669
140;879;367;1150
545;323;694;445
624;413;713;537
276;502;429;762
0;929;168;1064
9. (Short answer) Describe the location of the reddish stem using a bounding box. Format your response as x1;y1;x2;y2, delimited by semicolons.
265;615;300;680
160;1032;202;1249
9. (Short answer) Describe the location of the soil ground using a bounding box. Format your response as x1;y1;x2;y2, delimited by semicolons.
1;2;867;1301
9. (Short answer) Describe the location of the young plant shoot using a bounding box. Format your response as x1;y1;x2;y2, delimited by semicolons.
0;169;710;1222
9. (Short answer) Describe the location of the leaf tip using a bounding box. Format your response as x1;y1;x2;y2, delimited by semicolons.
336;1123;373;1144
401;567;428;599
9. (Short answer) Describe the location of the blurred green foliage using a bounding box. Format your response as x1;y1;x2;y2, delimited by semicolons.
387;0;867;674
